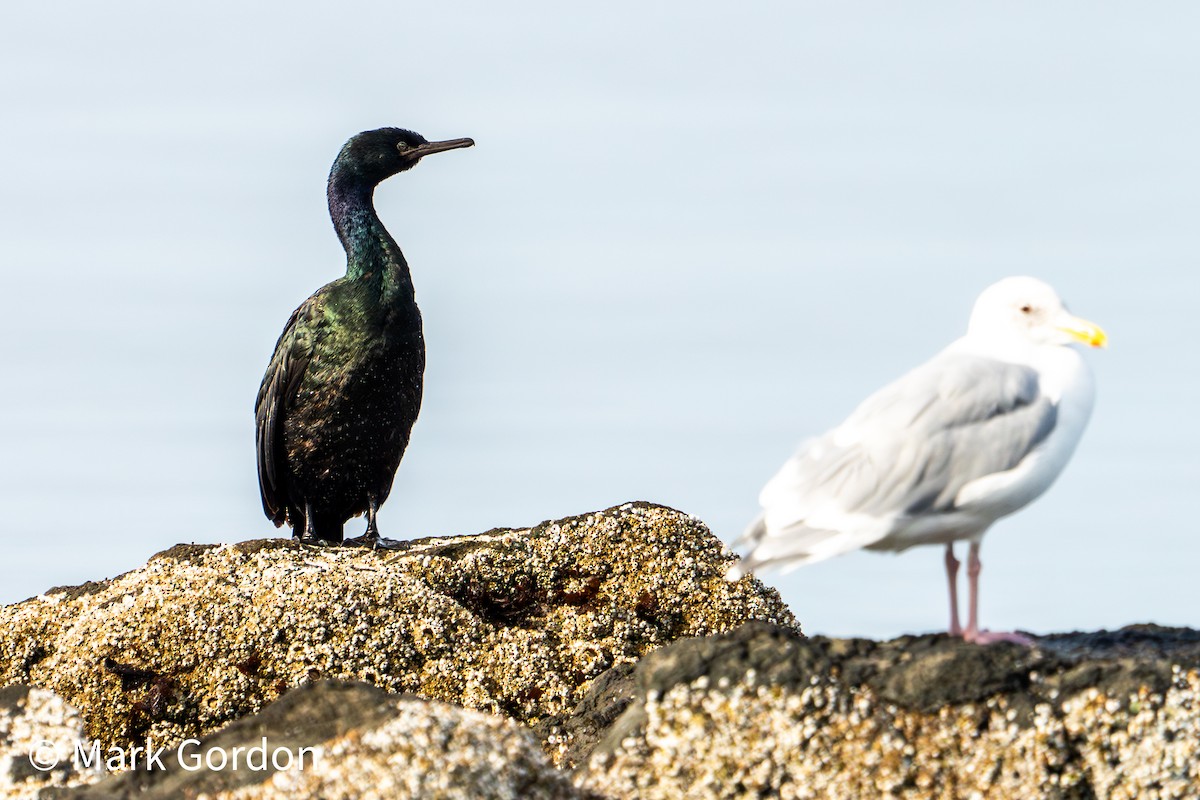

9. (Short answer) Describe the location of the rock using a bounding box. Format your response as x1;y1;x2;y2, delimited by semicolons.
575;622;1200;799
57;681;590;800
7;501;1195;799
0;503;796;765
0;686;100;799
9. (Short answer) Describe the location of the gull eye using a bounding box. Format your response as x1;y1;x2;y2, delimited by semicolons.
1019;304;1033;314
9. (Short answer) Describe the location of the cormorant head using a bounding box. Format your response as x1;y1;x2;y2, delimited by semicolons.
333;127;474;184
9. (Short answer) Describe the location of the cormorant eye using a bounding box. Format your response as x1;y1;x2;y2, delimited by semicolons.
396;141;411;152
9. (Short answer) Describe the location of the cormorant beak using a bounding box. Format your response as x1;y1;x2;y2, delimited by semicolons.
413;137;475;158
1057;314;1108;348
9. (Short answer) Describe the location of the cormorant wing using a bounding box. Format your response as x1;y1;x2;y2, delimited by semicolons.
255;290;327;525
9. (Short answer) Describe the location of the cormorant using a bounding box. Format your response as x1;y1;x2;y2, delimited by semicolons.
255;127;473;543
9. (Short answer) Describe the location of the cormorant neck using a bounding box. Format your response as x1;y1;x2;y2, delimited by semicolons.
326;170;413;302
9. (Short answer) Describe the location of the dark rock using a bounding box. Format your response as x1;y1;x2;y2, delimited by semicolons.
533;661;639;768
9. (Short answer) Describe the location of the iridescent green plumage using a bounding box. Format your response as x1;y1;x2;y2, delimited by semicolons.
256;128;473;543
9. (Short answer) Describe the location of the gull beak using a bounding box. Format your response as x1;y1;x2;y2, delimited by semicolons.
1057;314;1108;348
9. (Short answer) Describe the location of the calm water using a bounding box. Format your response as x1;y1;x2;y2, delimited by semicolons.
2;2;1198;636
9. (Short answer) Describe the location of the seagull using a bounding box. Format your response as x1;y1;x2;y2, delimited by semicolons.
727;276;1107;644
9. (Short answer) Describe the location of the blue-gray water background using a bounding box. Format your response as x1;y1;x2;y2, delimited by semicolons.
2;2;1197;636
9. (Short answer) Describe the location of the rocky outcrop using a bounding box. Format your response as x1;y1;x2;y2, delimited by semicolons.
0;686;101;798
55;681;590;800
0;503;795;764
575;622;1200;799
3;503;1197;799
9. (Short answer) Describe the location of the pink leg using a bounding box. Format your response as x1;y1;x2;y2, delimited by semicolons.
944;544;962;636
965;541;982;635
962;541;1034;646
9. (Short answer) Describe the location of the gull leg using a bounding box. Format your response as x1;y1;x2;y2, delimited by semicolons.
962;541;1034;646
965;541;982;635
945;543;962;636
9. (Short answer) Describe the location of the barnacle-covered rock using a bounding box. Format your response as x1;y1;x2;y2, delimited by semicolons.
576;622;1200;799
61;681;592;800
0;685;99;798
0;503;795;761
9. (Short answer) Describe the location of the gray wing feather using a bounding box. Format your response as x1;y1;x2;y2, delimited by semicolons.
763;352;1058;521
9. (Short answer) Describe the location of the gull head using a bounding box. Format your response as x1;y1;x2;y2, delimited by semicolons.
966;276;1107;350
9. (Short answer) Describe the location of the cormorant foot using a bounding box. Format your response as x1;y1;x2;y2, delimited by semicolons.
372;536;409;550
293;534;339;547
343;532;380;549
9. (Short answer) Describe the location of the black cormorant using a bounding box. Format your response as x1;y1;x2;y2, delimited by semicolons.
255;127;473;543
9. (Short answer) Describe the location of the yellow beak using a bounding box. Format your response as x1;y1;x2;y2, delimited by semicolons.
1058;315;1108;348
